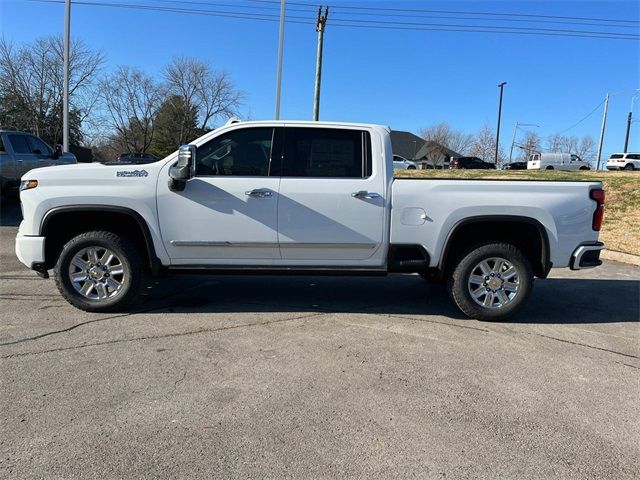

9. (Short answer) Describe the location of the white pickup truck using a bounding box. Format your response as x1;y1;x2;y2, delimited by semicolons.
15;120;605;320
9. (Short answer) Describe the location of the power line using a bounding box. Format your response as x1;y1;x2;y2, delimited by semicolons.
244;0;640;25
26;0;640;41
153;0;640;29
558;99;607;134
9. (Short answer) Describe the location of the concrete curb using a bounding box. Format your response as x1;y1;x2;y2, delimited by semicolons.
601;249;640;267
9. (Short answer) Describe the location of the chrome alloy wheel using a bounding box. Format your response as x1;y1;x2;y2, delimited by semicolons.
69;246;126;300
467;257;520;309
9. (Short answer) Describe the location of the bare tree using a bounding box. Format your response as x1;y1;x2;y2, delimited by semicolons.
100;66;165;153
469;124;506;165
418;122;474;155
165;57;243;143
517;131;541;160
0;36;104;145
546;133;596;162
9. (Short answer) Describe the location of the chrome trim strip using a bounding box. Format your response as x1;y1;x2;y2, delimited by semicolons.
171;241;377;249
280;243;377;249
170;241;279;248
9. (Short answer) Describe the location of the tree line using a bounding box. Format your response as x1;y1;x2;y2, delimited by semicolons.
419;123;596;166
0;36;597;164
0;36;242;160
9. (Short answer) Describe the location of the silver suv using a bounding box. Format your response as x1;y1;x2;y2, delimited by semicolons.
0;131;76;195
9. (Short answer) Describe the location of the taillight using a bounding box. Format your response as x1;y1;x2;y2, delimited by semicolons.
590;188;605;231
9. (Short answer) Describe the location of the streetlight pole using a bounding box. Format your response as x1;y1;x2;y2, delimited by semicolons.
495;82;507;165
312;6;329;121
62;0;71;151
274;0;286;120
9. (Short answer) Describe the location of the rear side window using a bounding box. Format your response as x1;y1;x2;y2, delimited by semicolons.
7;134;30;154
281;127;372;178
627;154;640;160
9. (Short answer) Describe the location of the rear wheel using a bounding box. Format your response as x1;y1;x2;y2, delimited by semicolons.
54;231;143;312
447;242;533;321
407;165;417;170
579;166;590;170
624;163;635;171
545;166;554;170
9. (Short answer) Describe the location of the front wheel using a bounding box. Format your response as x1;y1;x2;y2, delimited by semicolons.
447;242;533;321
54;231;143;312
545;166;554;170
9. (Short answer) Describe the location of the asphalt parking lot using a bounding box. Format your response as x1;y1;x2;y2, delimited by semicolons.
0;197;639;479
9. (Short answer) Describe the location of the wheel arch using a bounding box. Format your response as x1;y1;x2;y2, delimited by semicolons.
40;205;161;273
438;215;552;279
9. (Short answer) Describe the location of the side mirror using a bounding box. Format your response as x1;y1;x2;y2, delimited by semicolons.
168;144;197;191
53;144;63;158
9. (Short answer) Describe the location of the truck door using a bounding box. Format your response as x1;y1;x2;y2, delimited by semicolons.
5;133;37;178
156;126;282;264
276;126;386;265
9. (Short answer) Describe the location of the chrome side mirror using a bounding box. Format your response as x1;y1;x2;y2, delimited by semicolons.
169;144;197;191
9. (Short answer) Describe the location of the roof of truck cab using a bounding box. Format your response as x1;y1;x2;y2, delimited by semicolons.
222;120;391;131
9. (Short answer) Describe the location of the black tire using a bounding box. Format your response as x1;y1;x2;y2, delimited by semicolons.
624;164;634;171
54;230;143;312
579;166;590;171
407;165;417;170
545;166;554;170
447;242;533;321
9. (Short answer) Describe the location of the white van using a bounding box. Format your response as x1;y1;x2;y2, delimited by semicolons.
527;153;591;171
606;153;639;171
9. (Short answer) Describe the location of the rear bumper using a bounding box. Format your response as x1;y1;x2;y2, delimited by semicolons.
570;242;604;270
606;165;620;170
15;235;45;269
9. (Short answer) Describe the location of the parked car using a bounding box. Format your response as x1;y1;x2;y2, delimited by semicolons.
0;130;76;195
450;157;496;169
502;162;527;170
116;152;160;164
393;154;418;170
16;120;605;321
606;153;639;171
527;152;591;171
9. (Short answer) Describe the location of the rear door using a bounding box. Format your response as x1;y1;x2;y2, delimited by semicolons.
276;126;386;265
5;133;37;178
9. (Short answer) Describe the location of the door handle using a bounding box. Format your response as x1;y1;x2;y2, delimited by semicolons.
245;189;274;198
351;191;381;199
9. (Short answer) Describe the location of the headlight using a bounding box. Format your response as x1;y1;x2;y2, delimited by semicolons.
19;179;38;191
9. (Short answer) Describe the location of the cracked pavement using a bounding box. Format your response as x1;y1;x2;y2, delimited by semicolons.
1;197;639;479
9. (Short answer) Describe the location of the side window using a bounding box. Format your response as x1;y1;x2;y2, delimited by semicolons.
7;134;31;154
196;127;274;177
628;154;639;160
571;154;581;162
282;127;371;178
26;136;52;155
0;137;5;153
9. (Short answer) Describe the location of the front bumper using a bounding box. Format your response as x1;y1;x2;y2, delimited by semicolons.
15;235;45;269
570;242;604;270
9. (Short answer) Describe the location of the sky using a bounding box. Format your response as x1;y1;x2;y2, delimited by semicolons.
1;0;639;159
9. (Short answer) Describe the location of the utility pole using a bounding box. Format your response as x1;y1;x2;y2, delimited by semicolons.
596;93;609;171
274;0;286;120
623;95;637;153
495;82;507;164
509;121;519;163
63;0;71;151
312;6;329;121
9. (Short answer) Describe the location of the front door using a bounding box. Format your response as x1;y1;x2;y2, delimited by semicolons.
157;126;282;265
276;126;386;265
